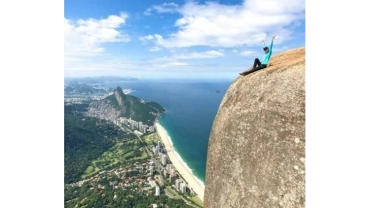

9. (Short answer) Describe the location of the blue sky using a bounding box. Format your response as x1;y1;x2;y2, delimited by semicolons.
64;0;305;79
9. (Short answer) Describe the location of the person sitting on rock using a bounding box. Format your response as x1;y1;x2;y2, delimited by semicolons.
239;35;276;76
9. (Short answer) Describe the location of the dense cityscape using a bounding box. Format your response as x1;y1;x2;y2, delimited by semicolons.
64;88;202;207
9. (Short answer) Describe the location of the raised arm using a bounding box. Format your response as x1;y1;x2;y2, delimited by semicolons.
269;35;276;52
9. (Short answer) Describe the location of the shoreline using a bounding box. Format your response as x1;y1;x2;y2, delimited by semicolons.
155;122;205;202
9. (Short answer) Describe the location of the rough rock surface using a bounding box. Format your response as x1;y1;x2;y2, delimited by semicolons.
204;47;305;208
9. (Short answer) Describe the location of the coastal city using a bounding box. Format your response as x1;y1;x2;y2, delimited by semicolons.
111;117;198;199
65;153;196;207
85;100;157;135
78;103;193;196
64;87;203;207
65;122;202;207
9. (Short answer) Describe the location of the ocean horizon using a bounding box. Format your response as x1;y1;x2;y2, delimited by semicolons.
76;78;234;184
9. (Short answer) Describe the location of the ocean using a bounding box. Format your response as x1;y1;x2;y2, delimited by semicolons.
100;78;233;185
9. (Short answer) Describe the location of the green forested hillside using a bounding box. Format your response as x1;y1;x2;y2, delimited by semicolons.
64;105;134;184
106;87;166;125
64;102;195;208
147;101;166;114
65;183;193;208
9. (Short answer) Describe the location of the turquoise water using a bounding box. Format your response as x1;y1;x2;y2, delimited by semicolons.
102;79;233;183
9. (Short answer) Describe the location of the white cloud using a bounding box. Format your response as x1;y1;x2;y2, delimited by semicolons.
149;46;162;52
144;9;152;16
240;50;256;56
138;49;224;71
139;35;154;42
174;50;224;59
65;1;304;78
64;57;147;79
147;58;188;69
64;13;130;56
165;61;188;66
152;2;179;13
139;34;163;43
145;0;305;48
271;46;290;52
65;12;130;70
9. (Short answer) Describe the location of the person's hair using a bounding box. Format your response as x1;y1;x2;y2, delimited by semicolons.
263;47;269;50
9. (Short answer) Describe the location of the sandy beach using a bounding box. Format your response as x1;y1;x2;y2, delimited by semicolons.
155;123;205;202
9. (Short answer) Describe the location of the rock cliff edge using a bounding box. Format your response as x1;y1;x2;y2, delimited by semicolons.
204;47;305;208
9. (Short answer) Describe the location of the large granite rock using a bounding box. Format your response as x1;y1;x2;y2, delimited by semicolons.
204;47;305;208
